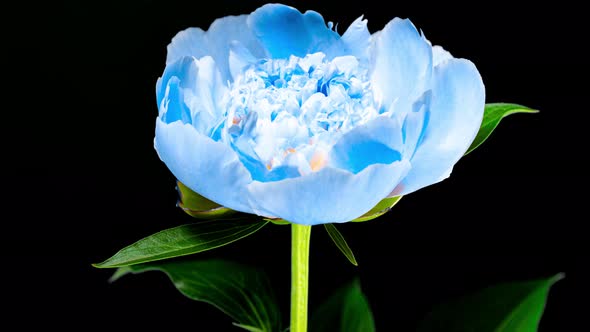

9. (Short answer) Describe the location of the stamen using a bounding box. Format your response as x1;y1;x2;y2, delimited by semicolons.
310;152;327;172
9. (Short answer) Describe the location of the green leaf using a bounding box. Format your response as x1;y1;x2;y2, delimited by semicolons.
310;279;375;332
264;218;291;226
232;323;265;332
324;224;358;266
417;273;564;332
177;181;236;218
94;218;268;268
351;196;402;222
466;103;539;155
112;259;281;332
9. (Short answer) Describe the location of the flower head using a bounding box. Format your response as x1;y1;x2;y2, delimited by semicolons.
155;3;484;225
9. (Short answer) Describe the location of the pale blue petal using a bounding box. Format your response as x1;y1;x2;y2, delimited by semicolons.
187;56;229;127
229;134;301;183
207;15;267;81
248;161;410;225
156;56;199;111
154;119;254;213
396;58;485;195
341;16;371;62
155;55;253;211
166;16;267;82
157;56;227;135
432;45;453;67
247;4;345;59
329;116;404;174
401;90;431;160
160;77;192;124
166;28;208;64
370;18;432;111
229;40;258;82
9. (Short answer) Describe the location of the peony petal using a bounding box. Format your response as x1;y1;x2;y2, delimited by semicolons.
397;58;485;195
248;161;410;225
166;15;266;82
401;90;431;160
154;119;254;214
370;18;432;112
329;116;404;174
160;77;192;124
156;56;199;111
228;41;258;82
166;28;208;65
247;3;344;59
155;55;253;213
188;56;228;126
341;16;371;63
207;15;267;81
432;45;453;67
157;56;227;135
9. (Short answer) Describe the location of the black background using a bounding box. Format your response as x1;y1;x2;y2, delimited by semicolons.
7;0;587;330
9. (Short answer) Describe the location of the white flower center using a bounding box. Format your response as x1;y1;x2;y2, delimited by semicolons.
212;52;380;179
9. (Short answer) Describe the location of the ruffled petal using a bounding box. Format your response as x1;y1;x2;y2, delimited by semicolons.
157;56;228;135
166;28;208;64
187;56;229;129
400;90;431;160
248;161;410;225
432;45;453;67
156;56;199;111
154;119;254;213
228;40;258;82
247;3;345;59
341;16;371;63
166;15;267;82
370;18;432;112
159;76;192;124
329;116;404;174
396;58;485;195
155;55;253;212
207;15;267;81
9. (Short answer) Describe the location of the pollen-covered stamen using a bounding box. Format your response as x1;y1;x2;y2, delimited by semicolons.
217;52;380;177
310;151;327;172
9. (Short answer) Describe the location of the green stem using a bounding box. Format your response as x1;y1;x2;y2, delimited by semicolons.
291;223;312;332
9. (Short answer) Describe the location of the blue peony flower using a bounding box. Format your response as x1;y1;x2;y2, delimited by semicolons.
154;3;484;225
